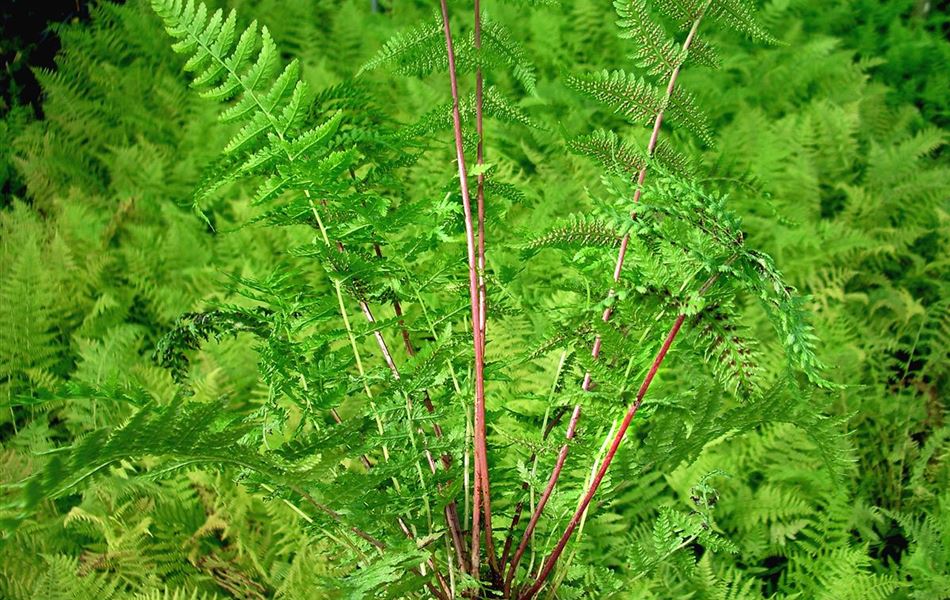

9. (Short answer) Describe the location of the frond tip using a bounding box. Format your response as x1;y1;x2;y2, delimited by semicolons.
614;0;685;76
151;0;312;154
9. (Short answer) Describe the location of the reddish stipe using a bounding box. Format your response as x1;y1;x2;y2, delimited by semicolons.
503;405;582;596
513;8;711;596
520;314;687;599
439;0;495;574
474;0;488;349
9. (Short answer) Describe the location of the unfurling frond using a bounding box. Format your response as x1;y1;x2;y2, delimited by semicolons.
154;307;273;381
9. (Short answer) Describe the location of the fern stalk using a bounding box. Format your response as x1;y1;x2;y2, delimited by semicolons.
522;265;725;598
474;0;488;350
504;404;581;597
518;6;714;594
308;193;465;584
438;0;496;575
584;0;711;388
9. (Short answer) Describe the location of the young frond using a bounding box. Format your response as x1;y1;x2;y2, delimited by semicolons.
154;307;273;381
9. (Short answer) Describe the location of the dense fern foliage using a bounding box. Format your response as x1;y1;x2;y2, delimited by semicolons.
1;0;947;598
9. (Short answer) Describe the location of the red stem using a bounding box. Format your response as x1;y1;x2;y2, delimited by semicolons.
519;314;687;599
438;0;494;574
513;9;710;595
504;405;581;596
580;9;705;391
474;0;487;349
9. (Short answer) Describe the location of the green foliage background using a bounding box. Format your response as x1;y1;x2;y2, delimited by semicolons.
0;0;947;598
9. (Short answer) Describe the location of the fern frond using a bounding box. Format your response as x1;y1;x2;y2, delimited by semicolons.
669;87;714;145
565;69;665;125
707;0;777;43
654;139;694;177
152;0;307;155
568;129;647;177
614;0;685;76
525;216;624;253
358;15;445;78
738;251;830;388
653;0;776;43
478;18;537;93
471;86;543;129
692;303;761;398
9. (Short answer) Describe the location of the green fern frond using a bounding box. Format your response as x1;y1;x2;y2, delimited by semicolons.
614;0;685;76
152;1;305;152
525;216;624;254
568;129;647;177
738;251;831;387
689;37;721;69
154;307;273;382
707;0;777;44
692;302;761;398
654;139;694;177
477;18;537;93
669;86;714;145
469;86;542;129
358;15;445;78
565;69;665;125
653;0;776;43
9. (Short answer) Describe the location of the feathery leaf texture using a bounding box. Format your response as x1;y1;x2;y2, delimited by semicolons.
151;0;346;206
358;14;445;77
525;216;624;253
21;400;266;508
568;129;647;177
653;0;776;43
566;69;665;126
614;0;686;76
692;302;761;398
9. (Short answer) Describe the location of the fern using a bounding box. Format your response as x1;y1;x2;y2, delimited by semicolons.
3;0;945;598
